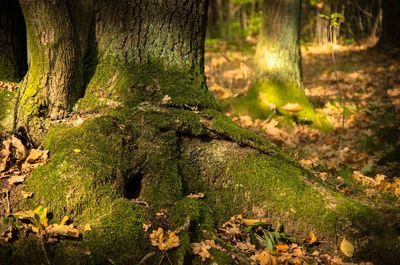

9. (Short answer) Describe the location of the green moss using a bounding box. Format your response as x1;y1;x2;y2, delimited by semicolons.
17;116;148;264
234;79;332;131
80;58;219;112
0;90;15;132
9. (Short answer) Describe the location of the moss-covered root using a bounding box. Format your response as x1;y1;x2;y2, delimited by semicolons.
234;79;331;130
180;137;400;265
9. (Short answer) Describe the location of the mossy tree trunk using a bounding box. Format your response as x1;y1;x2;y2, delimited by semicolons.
0;0;27;82
236;0;329;128
1;0;400;264
15;0;82;143
377;0;400;49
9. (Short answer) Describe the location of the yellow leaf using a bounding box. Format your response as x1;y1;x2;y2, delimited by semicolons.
149;227;180;251
33;206;48;227
275;243;289;253
60;216;69;226
142;223;151;232
84;224;92;232
340;237;354;257
73;149;81;153
21;190;34;199
242;218;269;226
281;103;303;112
304;231;318;244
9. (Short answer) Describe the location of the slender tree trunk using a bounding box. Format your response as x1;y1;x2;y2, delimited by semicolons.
254;0;303;88
16;0;81;143
0;0;27;82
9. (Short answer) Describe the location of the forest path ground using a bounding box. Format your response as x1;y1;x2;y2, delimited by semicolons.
206;42;400;206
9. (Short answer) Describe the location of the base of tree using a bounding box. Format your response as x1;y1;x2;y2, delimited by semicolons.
1;100;399;264
231;79;332;131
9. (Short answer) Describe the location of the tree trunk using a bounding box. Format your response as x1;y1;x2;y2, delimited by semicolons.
0;0;27;82
15;0;81;143
235;0;329;128
377;0;400;49
1;1;400;264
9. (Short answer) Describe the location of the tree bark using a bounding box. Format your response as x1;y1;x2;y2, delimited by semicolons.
16;0;81;143
255;0;303;87
0;0;27;82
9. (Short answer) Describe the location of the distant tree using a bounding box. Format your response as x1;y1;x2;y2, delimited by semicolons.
237;0;328;128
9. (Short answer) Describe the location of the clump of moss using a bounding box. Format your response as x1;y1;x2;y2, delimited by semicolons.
233;79;332;131
0;90;15;132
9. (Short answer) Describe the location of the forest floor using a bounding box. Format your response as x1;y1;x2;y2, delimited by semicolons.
205;42;400;205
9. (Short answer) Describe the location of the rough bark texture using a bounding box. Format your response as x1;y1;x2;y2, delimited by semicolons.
255;0;302;88
377;0;400;49
0;0;27;82
1;1;400;264
16;0;81;143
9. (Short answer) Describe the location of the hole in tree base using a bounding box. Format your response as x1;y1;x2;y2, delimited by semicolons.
124;173;143;199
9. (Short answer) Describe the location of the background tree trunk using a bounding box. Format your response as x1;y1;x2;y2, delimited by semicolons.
0;0;27;82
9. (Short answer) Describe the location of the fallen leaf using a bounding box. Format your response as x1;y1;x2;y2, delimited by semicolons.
84;224;92;232
10;136;27;161
7;174;26;185
275;243;289;253
281;103;303;112
45;224;80;238
142;223;151;232
34;206;49;227
251;250;277;265
242;218;268;226
236;241;256;252
21;190;34;199
191;241;212;262
186;192;205;199
73;148;81;153
0;139;11;172
340;237;354;257
304;231;318;244
149;227;180;251
161;95;172;104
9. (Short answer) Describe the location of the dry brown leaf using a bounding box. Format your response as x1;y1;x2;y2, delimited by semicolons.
149;227;180;251
45;224;80;238
22;149;49;173
236;241;256;252
186;192;205;199
161;95;172;104
251;250;277;265
7;174;26;185
281;103;303;112
21;190;34;199
10;136;27;161
0;139;11;172
191;241;212;262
